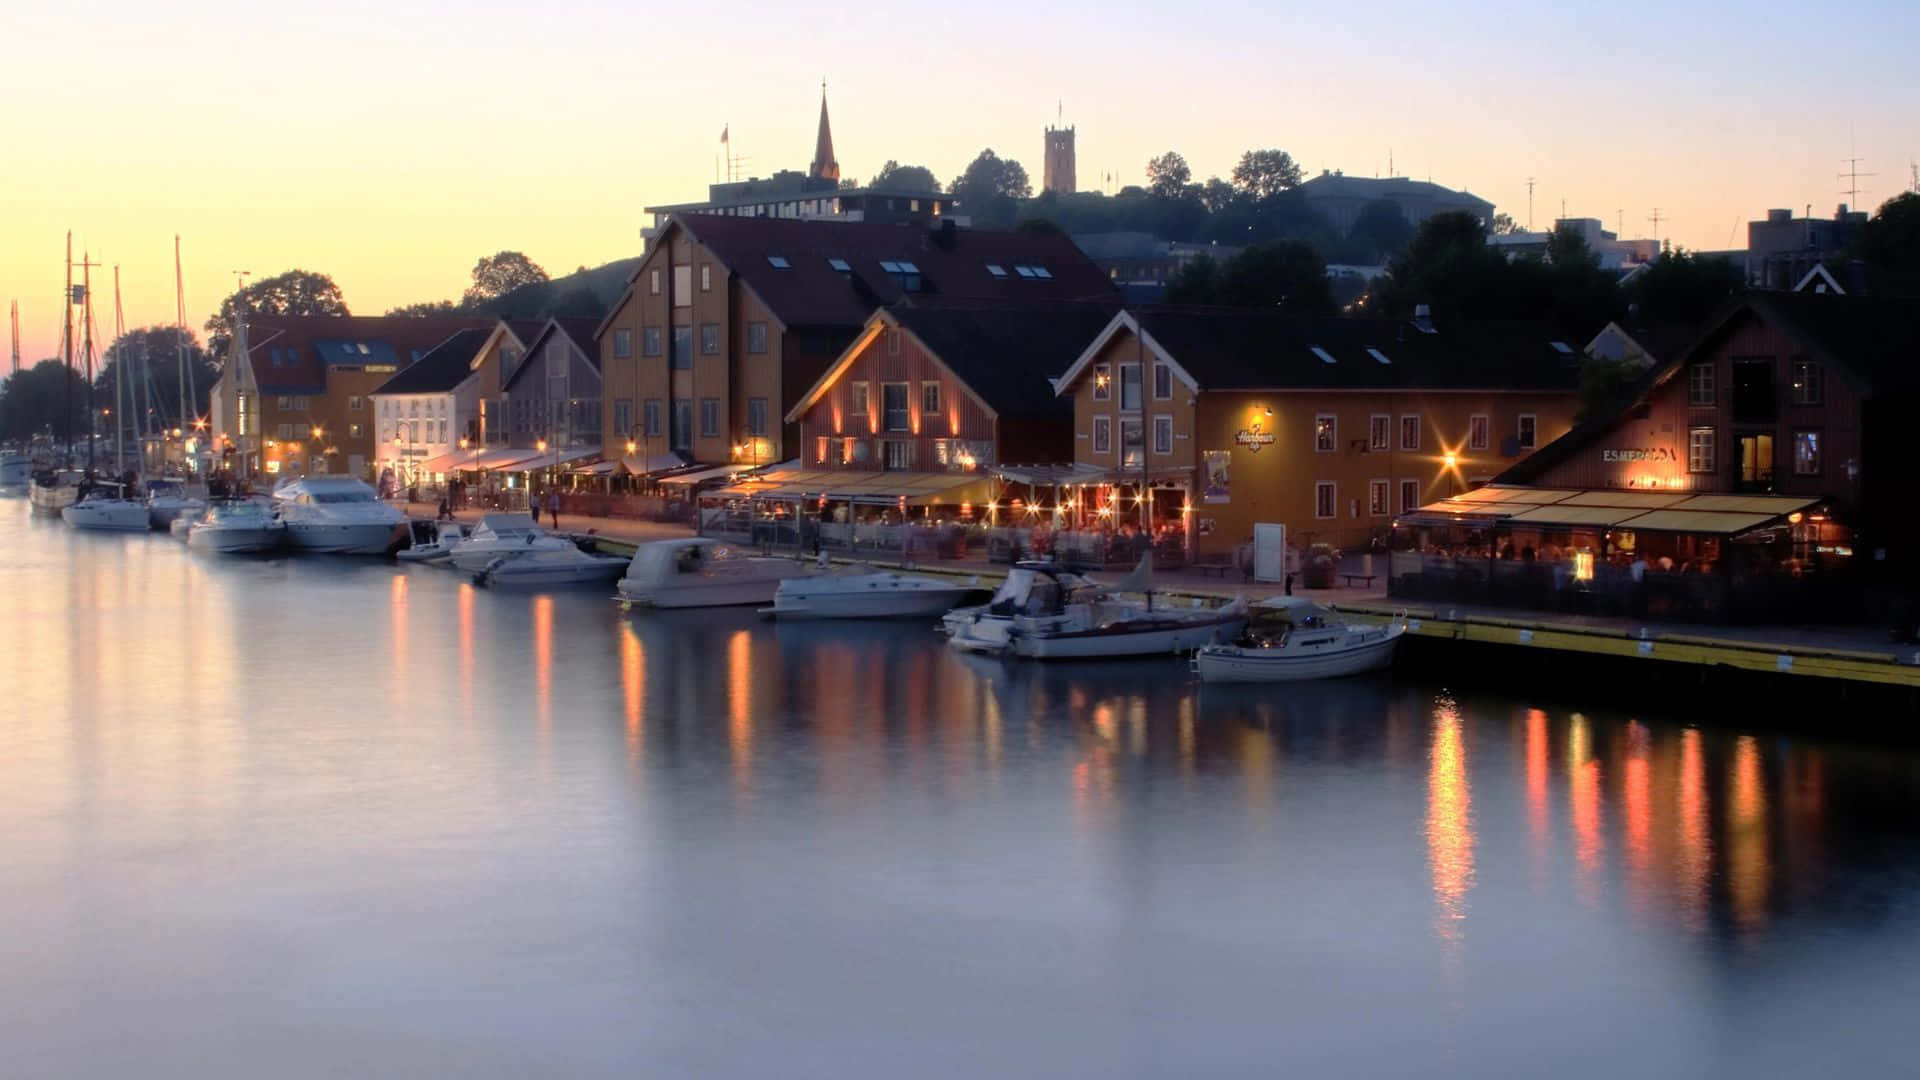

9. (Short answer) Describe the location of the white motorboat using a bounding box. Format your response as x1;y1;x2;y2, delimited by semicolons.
168;516;191;541
185;498;286;554
145;477;204;530
616;537;812;609
769;563;984;619
271;475;406;554
444;513;572;572
0;453;28;496
62;483;152;531
476;545;629;588
398;519;468;563
1193;597;1406;683
945;558;1247;660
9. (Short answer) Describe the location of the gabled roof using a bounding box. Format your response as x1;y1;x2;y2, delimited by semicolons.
370;328;492;395
503;317;606;394
630;215;1119;334
1056;307;1590;395
236;314;492;393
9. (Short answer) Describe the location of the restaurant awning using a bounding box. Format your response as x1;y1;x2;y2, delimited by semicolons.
418;449;468;474
709;470;995;506
471;446;546;470
992;463;1111;487
621;451;692;477
658;463;749;487
1397;485;1824;536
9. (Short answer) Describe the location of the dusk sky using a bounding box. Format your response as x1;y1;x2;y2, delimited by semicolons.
5;0;1915;362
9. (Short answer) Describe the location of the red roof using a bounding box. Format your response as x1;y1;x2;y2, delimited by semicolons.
240;314;493;392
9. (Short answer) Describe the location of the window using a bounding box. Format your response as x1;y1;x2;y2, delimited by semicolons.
699;264;711;291
1014;265;1036;278
348;395;363;411
849;381;869;418
612;329;633;359
349;423;364;439
1119;363;1142;410
1688;426;1715;474
672;265;692;303
1092;415;1111;454
841;437;867;465
1517;414;1537;450
642;327;661;357
921;382;941;416
613;398;634;436
1793;430;1822;476
436;419;446;442
1731;358;1776;421
766;256;790;269
1153;415;1173;455
277;423;294;440
671;400;692;450
1469;414;1489;451
1369;414;1390;452
827;257;851;272
1688;363;1715;406
670;327;692;370
1315;481;1336;519
883;440;914;470
1120;420;1144;469
882;383;910;431
275;395;291;410
700;324;718;354
1092;363;1111;401
747;322;768;354
643;399;662;438
1152;363;1172;400
699;398;719;438
748;398;768;437
886;328;901;356
1314;414;1336;453
1399;414;1421;451
1368;479;1389;516
649;269;661;295
986;263;1007;278
1791;359;1822;406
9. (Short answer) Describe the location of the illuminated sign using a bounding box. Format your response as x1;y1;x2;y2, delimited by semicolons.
1234;420;1276;453
1601;447;1675;462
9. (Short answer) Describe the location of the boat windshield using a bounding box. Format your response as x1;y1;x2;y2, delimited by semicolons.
148;480;186;495
311;491;375;504
211;501;267;519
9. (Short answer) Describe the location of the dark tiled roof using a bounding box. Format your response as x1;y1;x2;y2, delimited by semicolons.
890;300;1121;418
505;319;546;346
672;215;1119;330
1137;308;1592;392
370;328;492;395
240;314;492;392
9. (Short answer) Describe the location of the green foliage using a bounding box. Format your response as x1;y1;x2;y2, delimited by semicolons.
0;359;93;441
1491;212;1523;235
1231;149;1303;198
949;149;1032;228
869;160;939;193
1165;243;1333;317
1623;247;1743;326
205;269;349;355
1145;151;1192;199
463;251;549;308
1576;351;1641;424
91;326;218;427
1345;198;1415;263
1853;191;1920;296
386;300;461;317
1376;211;1618;329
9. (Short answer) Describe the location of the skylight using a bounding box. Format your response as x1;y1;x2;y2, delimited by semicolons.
827;257;851;272
1031;266;1053;279
986;264;1008;278
878;260;902;273
895;261;920;274
767;255;791;269
1014;265;1037;278
1550;341;1574;355
1310;346;1337;364
1367;347;1391;365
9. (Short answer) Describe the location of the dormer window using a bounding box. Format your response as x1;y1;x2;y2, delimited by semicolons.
879;260;922;292
1310;346;1337;364
827;257;851;272
766;255;791;269
1367;348;1391;365
986;264;1008;278
1031;266;1052;279
1014;265;1037;278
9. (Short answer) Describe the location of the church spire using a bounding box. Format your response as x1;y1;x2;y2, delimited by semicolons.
809;80;839;183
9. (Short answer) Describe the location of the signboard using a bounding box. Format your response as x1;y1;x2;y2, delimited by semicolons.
1202;450;1231;504
1600;447;1675;463
1234;419;1276;452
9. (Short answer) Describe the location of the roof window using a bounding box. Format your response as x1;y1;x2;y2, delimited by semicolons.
827;257;851;272
767;255;791;269
1550;340;1575;355
1367;347;1391;365
1014;265;1037;278
1310;346;1337;365
986;264;1008;278
1031;266;1052;279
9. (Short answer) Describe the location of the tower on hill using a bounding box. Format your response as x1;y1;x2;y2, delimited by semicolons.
1044;124;1076;194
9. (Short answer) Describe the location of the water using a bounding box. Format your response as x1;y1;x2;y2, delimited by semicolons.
3;509;1918;1077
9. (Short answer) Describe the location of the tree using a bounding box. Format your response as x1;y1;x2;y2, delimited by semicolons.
1624;247;1743;326
949;149;1032;228
463;251;549;308
1230;149;1303;198
1853;191;1920;296
870;160;939;193
0;359;93;442
91;326;219;430
1546;223;1598;268
1165;242;1332;317
387;299;461;317
1199;177;1241;215
1491;212;1524;235
205;269;349;356
1346;198;1416;263
1145;151;1192;199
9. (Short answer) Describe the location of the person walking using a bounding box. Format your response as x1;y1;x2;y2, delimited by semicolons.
528;485;540;526
546;490;561;531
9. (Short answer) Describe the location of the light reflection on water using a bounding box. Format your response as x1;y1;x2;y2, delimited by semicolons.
3;510;1920;1077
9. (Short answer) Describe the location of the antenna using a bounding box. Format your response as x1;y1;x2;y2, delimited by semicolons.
1525;177;1536;230
8;300;18;376
1838;156;1875;206
1617;209;1623;236
1647;207;1665;244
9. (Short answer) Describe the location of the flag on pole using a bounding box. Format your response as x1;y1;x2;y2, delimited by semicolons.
720;125;729;144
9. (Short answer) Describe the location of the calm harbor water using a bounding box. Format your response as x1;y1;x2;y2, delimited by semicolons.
3;508;1918;1077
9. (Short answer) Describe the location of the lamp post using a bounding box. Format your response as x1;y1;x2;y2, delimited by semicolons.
625;436;638;495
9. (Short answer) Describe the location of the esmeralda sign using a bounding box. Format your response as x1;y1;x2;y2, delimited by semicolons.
1600;448;1676;462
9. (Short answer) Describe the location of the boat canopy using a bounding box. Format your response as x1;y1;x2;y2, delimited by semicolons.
624;536;745;578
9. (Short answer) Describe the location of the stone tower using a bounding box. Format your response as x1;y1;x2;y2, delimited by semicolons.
1043;125;1076;194
808;83;839;184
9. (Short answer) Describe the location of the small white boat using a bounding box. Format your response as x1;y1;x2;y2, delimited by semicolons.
62;483;152;531
945;557;1247;659
168;516;192;541
769;563;983;619
186;498;286;554
398;519;468;563
1192;596;1406;683
0;453;29;496
445;513;572;572
271;475;406;554
145;477;204;530
476;545;629;588
616;537;812;609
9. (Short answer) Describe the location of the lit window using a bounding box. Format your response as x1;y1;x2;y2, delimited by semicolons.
1793;430;1822;475
1092;363;1111;401
1014;265;1037;278
1368;480;1389;515
1399;415;1421;451
1315;414;1336;452
1688;426;1715;474
1369;415;1390;452
1791;359;1822;405
1120;420;1143;469
1032;266;1052;279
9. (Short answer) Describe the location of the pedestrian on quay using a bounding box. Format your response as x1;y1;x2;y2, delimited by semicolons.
547;490;561;531
528;487;540;526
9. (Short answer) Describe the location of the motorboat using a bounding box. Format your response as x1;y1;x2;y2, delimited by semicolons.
168;516;191;541
61;482;152;531
398;519;469;563
185;498;286;554
444;513;572;572
945;557;1247;660
616;537;811;609
145;477;204;530
0;452;28;496
476;545;629;588
1193;596;1406;683
271;475;406;554
768;562;985;619
29;468;84;516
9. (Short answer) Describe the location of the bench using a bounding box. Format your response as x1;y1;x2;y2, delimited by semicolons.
1193;556;1236;579
1341;573;1377;588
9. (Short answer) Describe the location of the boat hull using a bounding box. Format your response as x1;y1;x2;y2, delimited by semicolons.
479;556;628;588
771;579;976;619
283;521;401;555
1018;614;1246;659
448;538;572;573
618;575;792;609
1195;626;1403;683
189;525;286;554
62;501;152;531
29;483;77;516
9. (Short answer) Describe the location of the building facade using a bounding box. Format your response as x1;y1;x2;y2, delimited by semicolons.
1746;205;1869;291
501;318;604;451
1054;309;1584;556
1044;125;1076;195
1295;172;1495;236
369;327;492;489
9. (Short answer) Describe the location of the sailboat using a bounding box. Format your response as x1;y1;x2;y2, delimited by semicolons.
29;233;89;516
945;553;1248;659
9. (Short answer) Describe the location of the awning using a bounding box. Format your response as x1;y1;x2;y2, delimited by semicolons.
1397;485;1824;536
418;449;469;474
572;460;622;476
621;451;691;477
658;463;748;486
993;463;1111;486
709;470;994;506
471;446;546;470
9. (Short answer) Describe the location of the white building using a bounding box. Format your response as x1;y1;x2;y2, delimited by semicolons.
368;327;494;490
1491;217;1659;270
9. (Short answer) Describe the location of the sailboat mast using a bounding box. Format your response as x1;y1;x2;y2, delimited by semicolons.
8;300;18;376
176;236;193;435
63;232;73;463
83;253;96;475
113;266;127;476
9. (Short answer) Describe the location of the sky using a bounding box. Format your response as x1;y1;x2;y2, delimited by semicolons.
4;0;1916;364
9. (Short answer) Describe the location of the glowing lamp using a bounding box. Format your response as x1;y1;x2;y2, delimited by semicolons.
1443;452;1458;469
